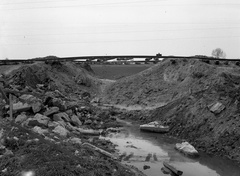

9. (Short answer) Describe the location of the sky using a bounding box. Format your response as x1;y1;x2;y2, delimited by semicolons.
0;0;240;59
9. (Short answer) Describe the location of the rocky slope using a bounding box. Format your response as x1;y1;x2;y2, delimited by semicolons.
104;58;240;163
5;61;100;95
0;61;145;176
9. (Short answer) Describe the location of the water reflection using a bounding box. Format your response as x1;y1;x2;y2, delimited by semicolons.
102;125;240;176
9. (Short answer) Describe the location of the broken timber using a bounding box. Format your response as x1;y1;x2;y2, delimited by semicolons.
163;162;183;176
82;142;118;160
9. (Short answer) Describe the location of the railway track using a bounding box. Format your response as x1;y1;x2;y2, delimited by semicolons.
0;55;239;65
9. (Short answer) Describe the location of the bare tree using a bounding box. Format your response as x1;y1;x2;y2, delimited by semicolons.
212;48;226;58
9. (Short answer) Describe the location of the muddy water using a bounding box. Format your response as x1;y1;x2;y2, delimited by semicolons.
102;123;240;176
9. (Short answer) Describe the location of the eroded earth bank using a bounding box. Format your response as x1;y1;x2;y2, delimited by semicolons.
1;58;240;176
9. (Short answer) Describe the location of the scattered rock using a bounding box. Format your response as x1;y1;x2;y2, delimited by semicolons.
32;126;48;135
65;122;77;131
44;107;59;116
71;115;82;127
56;121;67;128
208;102;225;114
69;137;82;145
47;121;59;129
15;113;28;124
34;113;50;126
19;94;37;103
84;119;92;125
13;102;31;113
53;112;70;122
52;98;67;111
143;165;150;170
65;109;73;116
32;101;42;113
52;125;69;137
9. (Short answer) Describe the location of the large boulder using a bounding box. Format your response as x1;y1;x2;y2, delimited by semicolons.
53;112;70;122
175;142;199;157
52;126;69;137
44;107;59;117
71;115;82;127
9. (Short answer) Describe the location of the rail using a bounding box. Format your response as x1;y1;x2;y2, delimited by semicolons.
0;55;240;65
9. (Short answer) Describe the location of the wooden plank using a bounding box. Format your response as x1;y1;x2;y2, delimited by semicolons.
82;142;118;160
9;93;13;121
163;162;183;176
3;88;43;97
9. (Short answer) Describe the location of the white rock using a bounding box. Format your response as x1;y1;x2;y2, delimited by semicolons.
208;102;225;114
175;142;198;156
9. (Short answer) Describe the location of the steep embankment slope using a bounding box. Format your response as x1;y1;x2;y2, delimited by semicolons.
104;59;218;106
105;58;240;162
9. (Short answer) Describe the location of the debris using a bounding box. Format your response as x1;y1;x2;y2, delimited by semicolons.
15;113;28;124
140;121;169;133
68;137;82;145
53;112;70;122
208;102;225;114
76;128;102;135
52;125;69;137
143;165;150;170
70;115;82;127
31;101;42;113
163;162;183;176
175;142;199;157
82;142;118;160
12;102;31;113
32;126;48;135
44;107;60;117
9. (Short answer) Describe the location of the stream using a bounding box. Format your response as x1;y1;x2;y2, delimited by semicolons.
101;121;240;176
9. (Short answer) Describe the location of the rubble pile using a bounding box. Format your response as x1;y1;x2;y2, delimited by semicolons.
0;61;144;176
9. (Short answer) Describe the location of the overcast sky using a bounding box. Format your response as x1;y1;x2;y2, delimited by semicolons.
0;0;240;59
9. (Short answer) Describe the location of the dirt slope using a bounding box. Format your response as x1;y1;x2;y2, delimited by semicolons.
4;61;101;95
104;59;238;106
104;58;240;163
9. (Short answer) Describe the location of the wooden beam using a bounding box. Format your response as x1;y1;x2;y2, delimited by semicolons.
163;162;183;176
